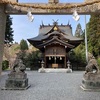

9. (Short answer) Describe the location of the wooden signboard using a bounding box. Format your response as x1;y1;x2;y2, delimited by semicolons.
52;64;58;68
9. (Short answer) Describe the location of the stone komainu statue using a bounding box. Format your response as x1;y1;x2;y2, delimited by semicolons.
12;55;26;73
85;54;99;74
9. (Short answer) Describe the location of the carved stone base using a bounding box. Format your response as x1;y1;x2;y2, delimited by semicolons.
66;68;72;73
4;72;30;90
38;67;45;73
81;72;100;91
38;68;72;73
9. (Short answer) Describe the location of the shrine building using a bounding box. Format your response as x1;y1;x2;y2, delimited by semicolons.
28;22;83;69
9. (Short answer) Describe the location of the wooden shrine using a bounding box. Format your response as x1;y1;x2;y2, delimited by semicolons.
28;22;83;68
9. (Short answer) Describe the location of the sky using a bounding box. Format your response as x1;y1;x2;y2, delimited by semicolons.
11;0;90;43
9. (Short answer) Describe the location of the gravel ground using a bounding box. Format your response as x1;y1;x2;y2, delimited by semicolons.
0;71;100;100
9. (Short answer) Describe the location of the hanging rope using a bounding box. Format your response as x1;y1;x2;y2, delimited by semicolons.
0;0;100;10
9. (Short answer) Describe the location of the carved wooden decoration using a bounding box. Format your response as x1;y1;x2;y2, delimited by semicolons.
49;0;59;3
45;46;66;56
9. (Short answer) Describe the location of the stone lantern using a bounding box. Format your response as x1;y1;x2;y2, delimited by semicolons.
67;60;71;69
66;60;72;73
38;60;45;73
41;60;44;68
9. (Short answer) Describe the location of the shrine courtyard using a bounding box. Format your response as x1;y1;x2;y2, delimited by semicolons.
0;71;100;100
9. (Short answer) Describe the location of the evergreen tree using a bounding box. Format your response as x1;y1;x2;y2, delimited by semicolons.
20;39;29;51
5;15;14;44
25;50;41;70
87;14;100;57
75;23;83;37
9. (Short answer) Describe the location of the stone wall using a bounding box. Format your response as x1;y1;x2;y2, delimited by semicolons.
0;4;7;74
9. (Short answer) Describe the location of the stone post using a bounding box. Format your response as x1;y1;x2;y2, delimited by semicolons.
0;4;7;75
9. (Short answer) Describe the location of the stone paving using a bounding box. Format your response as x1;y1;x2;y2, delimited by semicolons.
0;71;100;100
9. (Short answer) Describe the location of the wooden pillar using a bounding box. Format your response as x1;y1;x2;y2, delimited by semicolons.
65;56;66;68
45;56;46;68
0;4;7;75
43;52;46;68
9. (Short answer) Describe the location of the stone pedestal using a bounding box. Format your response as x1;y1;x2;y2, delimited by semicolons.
4;72;29;90
66;67;72;73
81;72;100;91
38;67;45;73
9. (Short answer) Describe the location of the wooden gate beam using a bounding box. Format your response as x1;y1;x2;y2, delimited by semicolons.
5;3;100;15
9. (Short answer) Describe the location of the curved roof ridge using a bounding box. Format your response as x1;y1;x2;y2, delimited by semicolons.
45;24;66;36
37;36;74;48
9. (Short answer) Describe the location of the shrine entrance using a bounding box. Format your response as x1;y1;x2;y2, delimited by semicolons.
42;44;68;69
46;56;65;68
